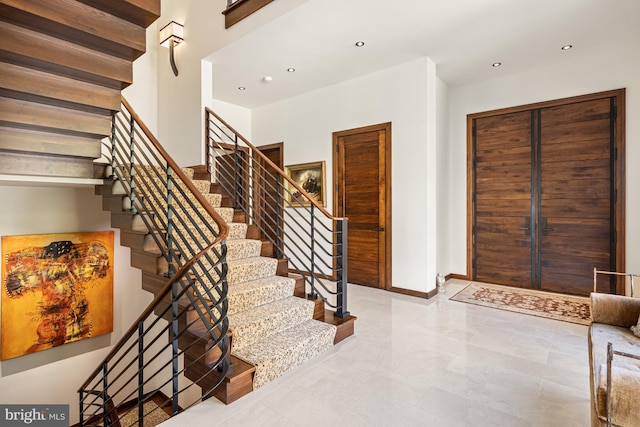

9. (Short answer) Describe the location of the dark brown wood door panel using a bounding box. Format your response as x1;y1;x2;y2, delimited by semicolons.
333;123;391;290
473;111;533;288
215;144;250;212
255;143;284;256
470;90;625;297
539;98;613;294
342;130;381;287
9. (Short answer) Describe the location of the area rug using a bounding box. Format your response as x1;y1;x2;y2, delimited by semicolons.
450;282;591;325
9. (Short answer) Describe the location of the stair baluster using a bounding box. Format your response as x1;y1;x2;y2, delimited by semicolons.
205;108;351;319
79;98;231;426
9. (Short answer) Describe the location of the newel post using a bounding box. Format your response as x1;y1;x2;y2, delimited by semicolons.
335;219;350;318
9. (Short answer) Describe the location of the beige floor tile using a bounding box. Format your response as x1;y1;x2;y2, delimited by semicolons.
160;281;590;426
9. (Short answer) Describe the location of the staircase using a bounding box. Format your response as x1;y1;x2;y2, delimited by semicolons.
0;0;159;178
83;100;355;420
1;1;356;424
128;165;346;397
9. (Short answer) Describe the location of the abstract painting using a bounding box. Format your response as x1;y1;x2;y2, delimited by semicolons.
1;231;114;360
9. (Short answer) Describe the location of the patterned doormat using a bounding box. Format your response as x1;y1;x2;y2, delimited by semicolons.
450;282;592;325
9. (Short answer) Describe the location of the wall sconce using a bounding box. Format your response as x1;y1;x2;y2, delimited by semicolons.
159;21;184;76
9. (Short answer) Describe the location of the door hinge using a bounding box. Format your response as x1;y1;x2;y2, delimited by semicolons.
612;105;617;120
335;144;339;152
472;123;476;138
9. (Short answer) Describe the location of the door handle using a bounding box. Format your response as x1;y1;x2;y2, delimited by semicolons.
519;217;531;235
541;218;553;236
377;227;385;232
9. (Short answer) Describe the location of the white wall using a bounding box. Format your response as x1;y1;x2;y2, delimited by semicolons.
251;57;441;293
209;97;253;142
158;0;308;166
447;44;640;281
123;23;159;133
436;77;451;276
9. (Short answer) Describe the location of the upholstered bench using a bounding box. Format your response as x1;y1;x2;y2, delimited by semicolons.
588;293;640;427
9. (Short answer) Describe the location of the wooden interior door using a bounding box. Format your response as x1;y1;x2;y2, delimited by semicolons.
333;123;391;289
473;111;534;287
538;99;614;294
255;143;284;256
470;90;625;296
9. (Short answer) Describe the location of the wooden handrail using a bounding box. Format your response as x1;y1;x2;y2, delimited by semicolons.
80;98;230;391
205;107;347;222
126;98;229;241
79;240;220;391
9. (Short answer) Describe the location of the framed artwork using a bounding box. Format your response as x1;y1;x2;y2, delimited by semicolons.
284;161;326;207
1;231;114;360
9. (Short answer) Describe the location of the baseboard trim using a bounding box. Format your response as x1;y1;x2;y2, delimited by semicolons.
446;273;469;281
389;286;438;299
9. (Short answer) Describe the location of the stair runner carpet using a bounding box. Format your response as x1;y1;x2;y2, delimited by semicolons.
117;400;170;427
181;168;336;389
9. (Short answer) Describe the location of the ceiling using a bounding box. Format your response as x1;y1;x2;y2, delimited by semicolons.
206;0;640;109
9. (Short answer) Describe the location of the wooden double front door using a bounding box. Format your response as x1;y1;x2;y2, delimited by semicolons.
469;90;625;296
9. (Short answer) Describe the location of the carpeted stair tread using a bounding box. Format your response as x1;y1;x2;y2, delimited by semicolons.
173;190;227;217
173;191;222;209
227;222;248;239
171;222;246;243
215;207;235;223
228;296;314;352
154;205;234;226
233;319;336;388
173;236;260;262
181;167;195;179
224;239;263;261
228;275;296;315
136;167;209;196
169;204;234;224
179;178;210;195
227;256;277;285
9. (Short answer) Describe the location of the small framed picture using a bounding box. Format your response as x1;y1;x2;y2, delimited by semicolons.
284;161;326;207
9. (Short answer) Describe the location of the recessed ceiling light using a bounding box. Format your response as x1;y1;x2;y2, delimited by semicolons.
287;68;296;72
492;62;502;67
561;44;573;50
355;41;365;47
238;86;246;90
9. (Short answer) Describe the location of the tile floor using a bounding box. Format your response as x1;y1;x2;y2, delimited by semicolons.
159;279;591;426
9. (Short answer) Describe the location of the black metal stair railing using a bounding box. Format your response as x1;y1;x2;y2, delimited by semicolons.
205;108;350;318
78;98;231;426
